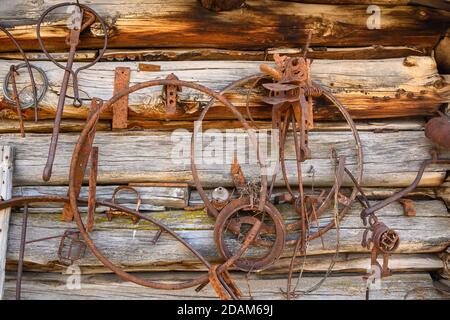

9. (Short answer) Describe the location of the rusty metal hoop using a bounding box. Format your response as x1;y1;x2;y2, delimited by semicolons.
3;62;48;109
202;74;364;241
0;25;39;121
214;197;286;271
67;79;261;291
35;2;108;106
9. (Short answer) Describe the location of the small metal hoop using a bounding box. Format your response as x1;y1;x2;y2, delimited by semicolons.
110;186;142;212
3;63;48;109
36;2;108;72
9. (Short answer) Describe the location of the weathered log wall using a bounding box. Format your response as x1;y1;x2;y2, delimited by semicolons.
0;57;447;124
0;1;448;53
0;0;449;300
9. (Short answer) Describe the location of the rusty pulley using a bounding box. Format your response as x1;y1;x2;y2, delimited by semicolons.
425;112;450;150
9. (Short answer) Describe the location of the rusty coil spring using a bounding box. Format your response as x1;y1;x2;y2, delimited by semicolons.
302;85;323;97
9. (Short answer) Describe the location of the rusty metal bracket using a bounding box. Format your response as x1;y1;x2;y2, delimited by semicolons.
87;146;99;232
399;198;416;217
112;67;131;130
163;73;182;115
57;230;87;266
61;98;102;222
107;186;142;224
230;156;246;190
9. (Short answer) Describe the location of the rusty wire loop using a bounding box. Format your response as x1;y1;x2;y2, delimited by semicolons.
0;26;40;123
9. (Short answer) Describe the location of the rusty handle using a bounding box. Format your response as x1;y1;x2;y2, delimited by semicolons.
362;157;450;217
43;44;77;181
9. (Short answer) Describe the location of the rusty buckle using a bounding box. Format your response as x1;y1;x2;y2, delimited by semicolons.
106;186;142;224
57;230;87;266
163;73;182;115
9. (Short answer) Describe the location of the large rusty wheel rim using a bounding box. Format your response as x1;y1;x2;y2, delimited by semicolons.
68;79;263;290
214;197;286;272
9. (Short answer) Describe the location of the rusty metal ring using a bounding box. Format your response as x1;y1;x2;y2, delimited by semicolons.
214;197;286;271
36;2;108;106
67;79;258;292
0;26;39;121
208;74;364;241
192;79;270;218
3;63;48;109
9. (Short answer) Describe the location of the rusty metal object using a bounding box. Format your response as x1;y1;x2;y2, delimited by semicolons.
361;154;450;221
0;26;39;122
87;146;98;232
230;156;246;190
0;195;213;292
112;67;130;129
362;216;400;278
57;230;87;265
214;197;286;271
208;265;238;300
16;204;28;300
8;65;25;137
107;186;142;224
37;2;108;182
425;112;450;150
137;63;161;72
62;98;102;221
65;78;278;294
399;198;416;217
211;186;231;212
163;73;182;115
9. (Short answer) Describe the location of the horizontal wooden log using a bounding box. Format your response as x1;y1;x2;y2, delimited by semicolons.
12;185;189;212
285;0;450;10
5;200;450;273
102;46;430;62
0;119;111;134
0;1;448;52
0;117;428;134
126;118;427;131
3;272;448;300
0;51;97;62
1;130;449;187
0;57;447;122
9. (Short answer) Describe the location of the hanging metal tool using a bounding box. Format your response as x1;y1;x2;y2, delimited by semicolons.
36;2;108;181
0;26;41;123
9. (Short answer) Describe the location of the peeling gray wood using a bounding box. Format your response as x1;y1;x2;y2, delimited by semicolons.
12;185;189;212
0;146;13;299
3;272;448;300
5;200;450;272
1;130;448;187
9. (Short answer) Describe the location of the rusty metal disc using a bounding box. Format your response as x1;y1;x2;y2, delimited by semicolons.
214;197;286;271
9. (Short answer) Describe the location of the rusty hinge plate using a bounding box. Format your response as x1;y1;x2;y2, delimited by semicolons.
112;67;130;130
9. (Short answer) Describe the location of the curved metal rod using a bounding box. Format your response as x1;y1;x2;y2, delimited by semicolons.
361;157;450;217
0;195;210;290
211;74;364;240
0;26;39;122
67;79;257;293
36;2;108;98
